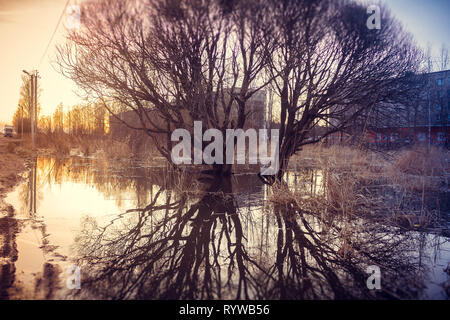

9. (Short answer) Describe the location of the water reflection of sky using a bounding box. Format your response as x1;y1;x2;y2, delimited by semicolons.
2;156;449;300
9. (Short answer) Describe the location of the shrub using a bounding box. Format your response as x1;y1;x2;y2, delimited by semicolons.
392;146;448;176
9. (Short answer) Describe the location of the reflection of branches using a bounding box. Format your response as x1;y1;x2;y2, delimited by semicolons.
37;156;186;209
261;193;427;299
72;174;437;300
2;157;65;299
73;176;263;299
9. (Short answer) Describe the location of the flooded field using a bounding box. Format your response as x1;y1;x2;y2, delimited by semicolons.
1;155;449;299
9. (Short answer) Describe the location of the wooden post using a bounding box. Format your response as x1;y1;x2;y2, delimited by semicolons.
34;72;38;137
30;74;35;149
21;105;24;139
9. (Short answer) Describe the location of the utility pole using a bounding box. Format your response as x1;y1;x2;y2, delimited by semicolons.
20;105;24;139
22;69;38;149
34;71;38;138
23;70;34;149
30;73;35;149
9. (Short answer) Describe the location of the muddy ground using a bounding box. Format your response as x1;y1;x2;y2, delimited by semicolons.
0;137;28;299
0;137;30;209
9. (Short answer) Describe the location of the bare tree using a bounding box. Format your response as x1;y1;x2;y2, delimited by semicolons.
56;0;274;175
260;0;422;182
439;44;448;71
12;74;42;133
57;0;422;180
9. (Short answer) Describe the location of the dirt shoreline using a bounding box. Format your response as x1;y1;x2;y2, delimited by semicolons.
0;137;32;213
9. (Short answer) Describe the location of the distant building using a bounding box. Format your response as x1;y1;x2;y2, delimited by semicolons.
109;89;268;137
329;69;450;147
243;90;267;129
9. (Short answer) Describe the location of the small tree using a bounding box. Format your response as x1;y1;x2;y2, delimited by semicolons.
13;74;42;133
53;103;64;133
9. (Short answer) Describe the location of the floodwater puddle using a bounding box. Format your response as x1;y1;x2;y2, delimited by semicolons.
1;156;449;299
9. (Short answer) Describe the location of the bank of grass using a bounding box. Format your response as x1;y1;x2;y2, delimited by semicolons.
275;144;449;232
33;132;161;162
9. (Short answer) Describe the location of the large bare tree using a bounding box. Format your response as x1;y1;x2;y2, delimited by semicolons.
57;0;421;179
56;0;274;175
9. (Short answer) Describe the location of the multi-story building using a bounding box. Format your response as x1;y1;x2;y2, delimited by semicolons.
337;69;450;148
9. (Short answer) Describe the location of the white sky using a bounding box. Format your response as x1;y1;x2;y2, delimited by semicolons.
0;0;449;123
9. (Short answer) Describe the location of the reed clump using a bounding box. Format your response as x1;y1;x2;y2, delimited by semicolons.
33;132;161;161
273;143;449;232
392;146;447;176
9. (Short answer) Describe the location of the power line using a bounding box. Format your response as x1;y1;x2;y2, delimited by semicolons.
38;0;71;68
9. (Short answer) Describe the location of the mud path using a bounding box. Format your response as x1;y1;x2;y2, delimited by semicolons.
0;137;28;299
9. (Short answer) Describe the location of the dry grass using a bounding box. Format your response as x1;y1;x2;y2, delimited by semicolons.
387;146;449;193
6;142;17;153
36;132;73;155
273;143;449;231
290;143;375;169
91;136;133;161
270;169;375;219
93;134;162;161
32;132;161;162
391;146;448;176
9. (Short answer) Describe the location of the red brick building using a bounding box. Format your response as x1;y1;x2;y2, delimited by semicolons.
329;70;450;148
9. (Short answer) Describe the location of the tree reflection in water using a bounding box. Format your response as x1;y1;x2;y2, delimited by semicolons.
71;173;432;300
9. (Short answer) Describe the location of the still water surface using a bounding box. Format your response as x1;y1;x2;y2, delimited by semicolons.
1;156;449;299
